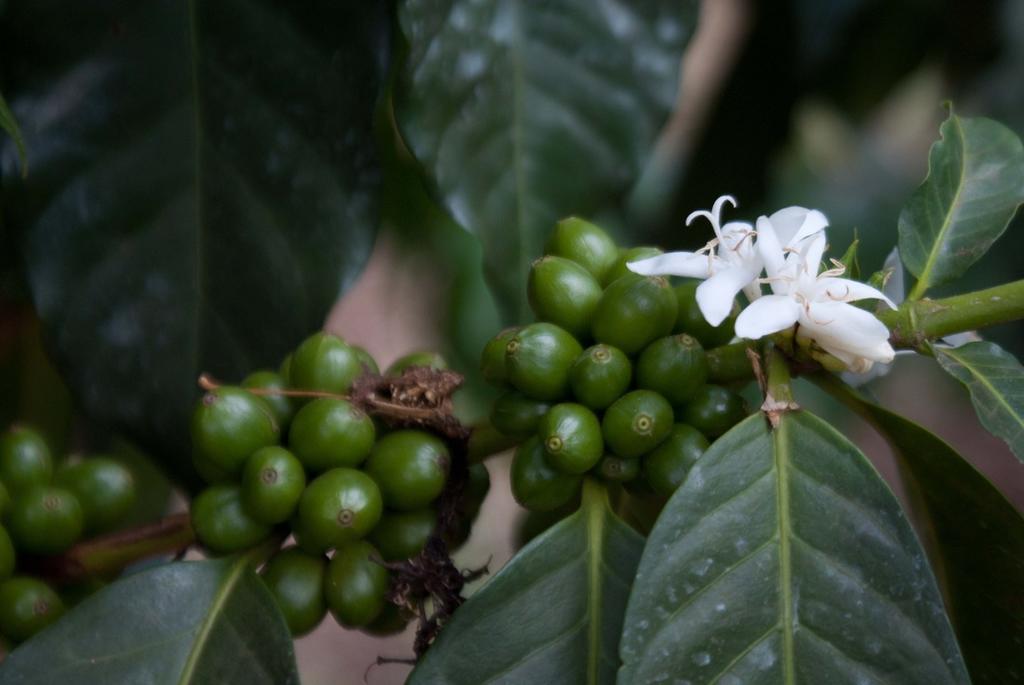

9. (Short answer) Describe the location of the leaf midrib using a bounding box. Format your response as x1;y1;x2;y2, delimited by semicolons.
177;559;248;684
909;115;967;299
584;480;605;685
774;417;797;684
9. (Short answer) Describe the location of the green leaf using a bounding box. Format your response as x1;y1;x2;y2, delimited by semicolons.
935;341;1024;464
395;0;699;320
0;557;299;684
819;377;1024;684
898;111;1024;299
837;235;860;281
619;413;969;684
0;90;28;176
409;480;643;684
0;2;390;485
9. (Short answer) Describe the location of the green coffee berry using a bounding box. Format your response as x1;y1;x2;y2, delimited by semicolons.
674;281;737;348
365;431;449;511
191;387;279;480
0;425;53;492
602;246;663;286
55;458;136;535
260;547;327;637
351;345;380;375
481;327;519;386
191;485;271;554
681;385;747;438
505;323;582;401
369;509;436;562
242;370;295;428
241;446;306;525
489;391;551;438
362;601;409;636
288;398;375;472
0;526;14;580
0;577;64;642
297;468;382;552
538;403;603;475
279;354;293;385
510;437;582;512
8;486;84;556
0;479;10;519
643;424;709;496
591;274;676;355
635;334;709;405
602;390;674;459
386;351;448;376
596;455;640;483
544;216;618;283
290;332;362;394
527;256;602;339
464;463;491;519
324;540;390;627
569;344;632;411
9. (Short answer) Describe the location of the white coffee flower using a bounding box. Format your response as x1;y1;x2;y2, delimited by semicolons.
627;196;827;327
736;231;896;372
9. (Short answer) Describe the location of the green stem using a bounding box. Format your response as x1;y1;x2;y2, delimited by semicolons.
764;344;795;404
879;279;1024;350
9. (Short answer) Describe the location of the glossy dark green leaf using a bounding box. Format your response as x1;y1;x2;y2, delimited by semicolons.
395;0;698;320
409;480;643;685
822;377;1024;683
935;341;1024;464
898;112;1024;299
0;90;27;176
0;557;299;684
0;1;390;485
619;413;969;684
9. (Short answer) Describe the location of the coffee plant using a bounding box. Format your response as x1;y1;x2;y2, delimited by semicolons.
2;1;1024;684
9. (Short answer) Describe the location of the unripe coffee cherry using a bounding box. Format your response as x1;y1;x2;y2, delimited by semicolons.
674;281;738;348
602;390;674;459
290;332;362;394
680;385;747;438
324;540;390;627
260;547;327;637
8;486;84;555
602;246;663;286
538;403;603;475
0;425;53;492
527;256;602;339
596;455;640;483
591;274;676;355
297;468;382;552
480;327;519;385
365;431;449;511
635;334;709;405
192;485;271;554
510;437;581;512
242;370;295;428
351;345;380;375
505;323;582;401
191;387;279;480
643;424;709;496
569;344;632;411
489;391;551;438
55;458;136;535
369;509;436;562
0;577;64;642
544;216;619;283
385;351;448;376
289;398;375;472
241;446;306;525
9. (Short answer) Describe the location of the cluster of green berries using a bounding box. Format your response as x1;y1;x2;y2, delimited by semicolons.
189;333;488;637
481;218;748;511
0;425;137;644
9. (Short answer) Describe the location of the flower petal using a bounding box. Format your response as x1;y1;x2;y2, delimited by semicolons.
734;294;801;339
627;251;713;279
799;301;895;364
766;206;828;246
696;263;761;327
813;277;897;309
756;216;787;283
